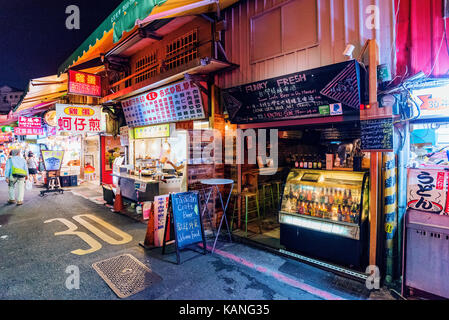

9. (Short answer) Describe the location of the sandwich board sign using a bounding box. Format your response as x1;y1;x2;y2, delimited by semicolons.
162;191;207;264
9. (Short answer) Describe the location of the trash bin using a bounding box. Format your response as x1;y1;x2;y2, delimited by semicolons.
102;184;115;205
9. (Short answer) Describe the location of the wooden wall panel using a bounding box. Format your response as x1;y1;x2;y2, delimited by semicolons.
216;0;396;88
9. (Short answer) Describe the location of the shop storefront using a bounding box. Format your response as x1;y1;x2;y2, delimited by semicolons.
222;60;373;271
400;82;449;299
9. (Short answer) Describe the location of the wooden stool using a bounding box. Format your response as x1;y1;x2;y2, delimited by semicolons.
230;191;263;237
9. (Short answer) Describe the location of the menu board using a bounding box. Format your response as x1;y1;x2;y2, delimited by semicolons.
41;151;65;171
121;80;206;128
360;118;394;151
222;60;364;124
171;192;204;249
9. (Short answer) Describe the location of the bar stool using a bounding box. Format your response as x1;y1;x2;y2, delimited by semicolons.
259;183;275;217
230;191;263;237
272;181;283;209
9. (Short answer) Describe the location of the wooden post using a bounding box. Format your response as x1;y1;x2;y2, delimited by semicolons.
368;39;380;267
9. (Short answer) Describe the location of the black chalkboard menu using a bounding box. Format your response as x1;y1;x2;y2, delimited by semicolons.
222;60;366;124
170;192;204;249
360;118;394;151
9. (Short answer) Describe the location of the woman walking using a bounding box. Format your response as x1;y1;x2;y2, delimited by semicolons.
27;151;39;184
5;149;29;206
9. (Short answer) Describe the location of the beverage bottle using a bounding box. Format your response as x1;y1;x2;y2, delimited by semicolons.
329;189;334;204
338;205;343;222
318;155;323;170
347;190;353;206
313;155;317;169
299;155;304;169
308;155;313;170
324;188;329;203
311;188;316;202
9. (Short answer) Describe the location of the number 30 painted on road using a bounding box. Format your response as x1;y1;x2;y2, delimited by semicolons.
44;214;133;255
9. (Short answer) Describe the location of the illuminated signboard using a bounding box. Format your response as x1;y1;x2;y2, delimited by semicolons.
14;127;44;136
56;104;103;133
413;85;449;119
121;80;206;128
42;150;64;171
19;117;42;129
134;124;170;139
68;70;102;98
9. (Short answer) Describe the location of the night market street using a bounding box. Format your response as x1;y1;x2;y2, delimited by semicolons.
0;180;383;300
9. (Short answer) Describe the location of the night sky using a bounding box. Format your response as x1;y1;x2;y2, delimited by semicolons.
0;0;123;90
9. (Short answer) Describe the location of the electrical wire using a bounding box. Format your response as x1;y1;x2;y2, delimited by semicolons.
428;17;447;77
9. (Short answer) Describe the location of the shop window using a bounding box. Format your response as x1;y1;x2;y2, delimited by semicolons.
250;0;318;63
164;29;198;71
135;52;158;84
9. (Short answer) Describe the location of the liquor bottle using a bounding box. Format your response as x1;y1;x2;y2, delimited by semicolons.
308;155;313;170
311;188;316;202
319;188;325;204
312;155;317;169
324;188;329;203
317;156;322;169
347;190;353;206
317;204;324;218
331;204;339;221
298;201;304;214
329;189;334;204
337;205;343;222
299;156;304;169
304;202;310;216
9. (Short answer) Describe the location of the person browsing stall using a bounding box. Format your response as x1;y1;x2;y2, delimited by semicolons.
5;149;29;206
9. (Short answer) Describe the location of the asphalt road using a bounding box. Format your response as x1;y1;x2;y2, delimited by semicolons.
0;180;374;300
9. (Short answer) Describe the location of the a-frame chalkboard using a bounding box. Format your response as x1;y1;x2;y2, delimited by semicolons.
162;191;207;264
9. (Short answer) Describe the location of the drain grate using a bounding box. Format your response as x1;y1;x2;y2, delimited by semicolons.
92;254;162;299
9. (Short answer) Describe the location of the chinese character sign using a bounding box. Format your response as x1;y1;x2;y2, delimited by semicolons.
14;127;44;136
68;70;102;97
19;117;42;129
121;80;205;128
407;168;449;215
134;124;170;139
56;104;103;133
41;151;65;171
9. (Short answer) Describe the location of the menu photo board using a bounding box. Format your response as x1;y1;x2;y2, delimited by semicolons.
407;168;449;215
68;70;102;98
222;60;365;124
121;80;206;128
42;150;65;171
360;118;394;151
56;104;103;134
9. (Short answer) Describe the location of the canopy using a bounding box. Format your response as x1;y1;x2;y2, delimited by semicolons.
14;74;68;115
58;0;239;75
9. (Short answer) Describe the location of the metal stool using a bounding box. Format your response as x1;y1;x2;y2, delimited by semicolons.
259;183;275;217
230;191;262;237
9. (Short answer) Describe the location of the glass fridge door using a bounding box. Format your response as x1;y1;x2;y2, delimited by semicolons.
280;169;367;240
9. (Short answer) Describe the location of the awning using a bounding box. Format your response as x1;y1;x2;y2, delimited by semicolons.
14;74;68;115
58;0;239;75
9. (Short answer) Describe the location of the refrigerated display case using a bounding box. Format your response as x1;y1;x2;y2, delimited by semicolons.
279;169;370;269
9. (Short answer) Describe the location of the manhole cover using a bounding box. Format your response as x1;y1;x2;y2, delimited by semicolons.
92;254;162;299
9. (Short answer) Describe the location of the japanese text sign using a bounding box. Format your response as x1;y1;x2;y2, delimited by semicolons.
121;80;205;128
407;168;449;215
68;70;102;97
18;117;42;129
56;104;103;133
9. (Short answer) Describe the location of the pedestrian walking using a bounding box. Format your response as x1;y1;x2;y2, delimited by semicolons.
27;151;39;184
0;149;6;177
5;149;29;206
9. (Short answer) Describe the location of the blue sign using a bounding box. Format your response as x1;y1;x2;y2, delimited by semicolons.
171;192;203;249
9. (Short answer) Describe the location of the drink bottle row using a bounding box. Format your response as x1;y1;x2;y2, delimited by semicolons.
288;153;325;170
282;185;361;224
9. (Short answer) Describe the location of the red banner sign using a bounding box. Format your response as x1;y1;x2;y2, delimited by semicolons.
19;117;42;129
68;70;102;97
14;127;44;136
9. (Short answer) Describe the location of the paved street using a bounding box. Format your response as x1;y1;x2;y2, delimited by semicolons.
0;180;379;300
